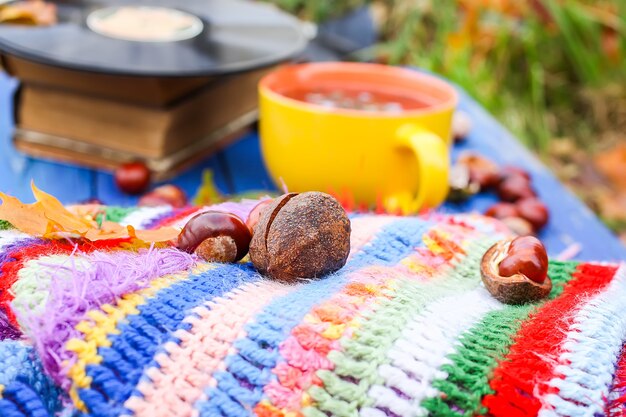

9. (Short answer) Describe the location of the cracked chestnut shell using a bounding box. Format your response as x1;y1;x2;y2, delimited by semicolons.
249;192;351;282
480;237;551;305
177;211;252;263
458;153;500;189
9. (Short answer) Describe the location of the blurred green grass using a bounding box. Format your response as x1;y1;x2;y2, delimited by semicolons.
268;0;626;154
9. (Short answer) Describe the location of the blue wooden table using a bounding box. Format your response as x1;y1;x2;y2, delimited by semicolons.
1;71;625;262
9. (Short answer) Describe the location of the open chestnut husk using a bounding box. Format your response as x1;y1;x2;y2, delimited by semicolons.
458;153;500;190
177;211;252;263
480;236;551;305
246;198;274;234
500;216;534;237
249;192;351;282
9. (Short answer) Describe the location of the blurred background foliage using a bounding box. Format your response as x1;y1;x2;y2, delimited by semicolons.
268;0;626;240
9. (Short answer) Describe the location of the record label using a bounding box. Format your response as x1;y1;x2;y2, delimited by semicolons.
86;6;204;42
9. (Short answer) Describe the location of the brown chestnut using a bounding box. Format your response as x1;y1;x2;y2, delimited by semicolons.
497;175;536;202
481;236;551;304
500;217;534;237
249;192;351;282
516;198;549;232
177;211;251;263
500;166;531;182
485;202;519;219
447;164;480;203
458;153;500;189
246;198;274;234
138;185;187;208
115;162;151;195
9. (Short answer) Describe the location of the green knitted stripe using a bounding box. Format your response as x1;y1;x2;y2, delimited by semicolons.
421;260;579;417
0;220;13;230
96;206;138;226
304;238;497;417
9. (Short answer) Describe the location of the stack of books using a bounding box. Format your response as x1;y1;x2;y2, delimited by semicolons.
3;55;270;180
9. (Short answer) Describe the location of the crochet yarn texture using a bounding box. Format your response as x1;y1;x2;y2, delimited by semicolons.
0;203;624;417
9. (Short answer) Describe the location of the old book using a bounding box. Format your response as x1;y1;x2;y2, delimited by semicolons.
14;66;271;159
2;55;213;106
13;109;256;181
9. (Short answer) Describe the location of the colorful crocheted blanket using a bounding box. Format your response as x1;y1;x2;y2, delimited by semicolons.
0;203;624;417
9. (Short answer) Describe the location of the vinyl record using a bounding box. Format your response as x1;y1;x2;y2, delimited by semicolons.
0;0;307;77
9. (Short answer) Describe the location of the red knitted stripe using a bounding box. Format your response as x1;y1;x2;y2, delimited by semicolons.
482;263;619;417
0;238;129;325
152;206;200;228
607;344;626;417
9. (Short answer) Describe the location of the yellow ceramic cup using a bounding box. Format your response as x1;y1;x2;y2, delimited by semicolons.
259;62;458;214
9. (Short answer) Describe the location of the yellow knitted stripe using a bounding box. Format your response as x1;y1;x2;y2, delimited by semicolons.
65;264;212;410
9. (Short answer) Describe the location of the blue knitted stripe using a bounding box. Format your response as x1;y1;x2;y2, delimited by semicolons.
0;341;62;417
195;217;434;417
77;263;260;417
0;381;50;417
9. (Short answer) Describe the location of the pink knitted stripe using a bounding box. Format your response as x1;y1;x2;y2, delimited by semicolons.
260;220;483;414
347;216;396;261
125;215;393;416
264;257;438;411
125;280;292;417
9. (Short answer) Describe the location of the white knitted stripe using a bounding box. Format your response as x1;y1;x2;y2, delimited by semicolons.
361;286;504;417
119;206;173;228
0;230;30;250
11;254;91;324
168;207;203;229
539;263;626;417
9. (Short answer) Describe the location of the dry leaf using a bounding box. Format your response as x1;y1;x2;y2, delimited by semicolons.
0;184;179;243
66;204;104;220
84;221;129;241
129;225;180;243
0;193;48;235
0;0;57;25
32;182;96;235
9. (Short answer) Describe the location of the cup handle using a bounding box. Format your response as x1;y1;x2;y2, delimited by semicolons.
387;124;449;214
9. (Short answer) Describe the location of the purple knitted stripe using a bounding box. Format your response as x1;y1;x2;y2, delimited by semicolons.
0;308;20;340
142;207;177;230
144;199;268;230
0;238;42;267
202;199;267;222
15;247;196;387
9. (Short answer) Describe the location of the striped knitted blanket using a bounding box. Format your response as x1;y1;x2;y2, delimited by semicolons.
0;203;624;417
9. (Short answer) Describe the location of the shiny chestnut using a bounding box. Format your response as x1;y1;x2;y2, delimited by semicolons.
115;162;151;195
246;198;274;234
516;198;549;232
500;216;534;237
485;202;519;220
481;236;551;304
138;184;187;208
177;211;252;263
500;166;531;182
458;153;500;189
497;175;536;202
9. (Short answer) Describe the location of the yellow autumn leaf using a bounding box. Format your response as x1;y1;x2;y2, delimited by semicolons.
0;184;180;243
0;192;49;235
84;221;129;241
127;225;180;243
31;181;96;234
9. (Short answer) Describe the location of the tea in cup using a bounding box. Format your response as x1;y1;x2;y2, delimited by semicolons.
259;62;458;213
